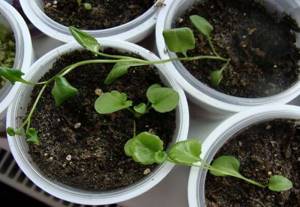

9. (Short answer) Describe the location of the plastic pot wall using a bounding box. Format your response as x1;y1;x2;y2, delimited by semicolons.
20;0;170;43
188;105;300;207
0;1;33;129
156;0;300;117
6;39;189;205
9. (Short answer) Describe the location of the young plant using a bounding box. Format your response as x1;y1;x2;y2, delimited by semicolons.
3;27;182;144
163;15;231;87
76;0;92;10
125;132;293;192
94;83;179;117
3;18;228;145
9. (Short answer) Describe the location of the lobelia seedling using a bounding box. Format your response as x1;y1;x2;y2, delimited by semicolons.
1;22;293;194
125;133;293;192
3;21;226;144
76;0;92;11
94;84;179;117
163;15;231;86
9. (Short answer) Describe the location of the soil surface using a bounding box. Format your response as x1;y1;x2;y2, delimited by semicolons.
176;0;300;98
0;24;15;88
206;119;300;206
44;0;153;29
27;50;176;190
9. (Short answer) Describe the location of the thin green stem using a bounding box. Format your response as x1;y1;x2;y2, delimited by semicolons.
60;59;145;77
192;160;266;188
220;58;231;72
21;84;47;131
207;37;221;58
96;51;145;62
133;120;136;137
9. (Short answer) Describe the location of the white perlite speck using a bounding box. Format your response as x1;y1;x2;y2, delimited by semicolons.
66;155;72;161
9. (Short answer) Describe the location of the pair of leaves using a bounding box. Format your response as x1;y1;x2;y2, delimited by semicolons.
94;84;179;115
124;132;202;166
210;156;293;192
123;131;293;193
7;127;39;145
163;15;213;56
0;67;78;107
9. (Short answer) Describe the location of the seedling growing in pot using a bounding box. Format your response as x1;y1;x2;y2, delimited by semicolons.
95;83;179;117
76;0;92;11
3;27;182;145
3;24;227;144
125;133;293;192
163;15;231;87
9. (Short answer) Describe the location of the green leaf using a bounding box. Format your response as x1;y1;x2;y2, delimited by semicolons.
210;156;242;177
83;3;92;10
51;76;79;106
163;27;195;56
146;84;179;113
124;132;166;165
210;70;223;87
190;15;213;38
69;27;100;54
168;140;201;165
268;175;293;192
104;62;133;85
7;127;15;136
7;127;24;136
133;103;147;114
0;67;31;84
94;90;132;114
26;128;39;145
124;138;135;157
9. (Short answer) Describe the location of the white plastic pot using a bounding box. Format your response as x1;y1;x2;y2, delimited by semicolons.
0;1;33;120
20;0;167;43
156;0;300;116
188;104;300;207
6;39;189;205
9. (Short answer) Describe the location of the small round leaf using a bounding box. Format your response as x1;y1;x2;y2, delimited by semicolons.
95;91;132;114
268;175;293;192
168;140;201;165
133;103;147;115
210;156;241;177
190;15;213;38
146;84;179;113
163;27;195;56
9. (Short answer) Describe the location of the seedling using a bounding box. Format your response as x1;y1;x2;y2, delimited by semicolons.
94;84;179;117
1;21;293;194
163;15;231;86
3;22;226;144
76;0;92;10
125;132;293;192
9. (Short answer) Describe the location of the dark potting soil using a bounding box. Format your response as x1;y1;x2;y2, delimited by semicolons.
27;50;176;190
176;0;300;98
44;0;153;30
205;119;300;207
